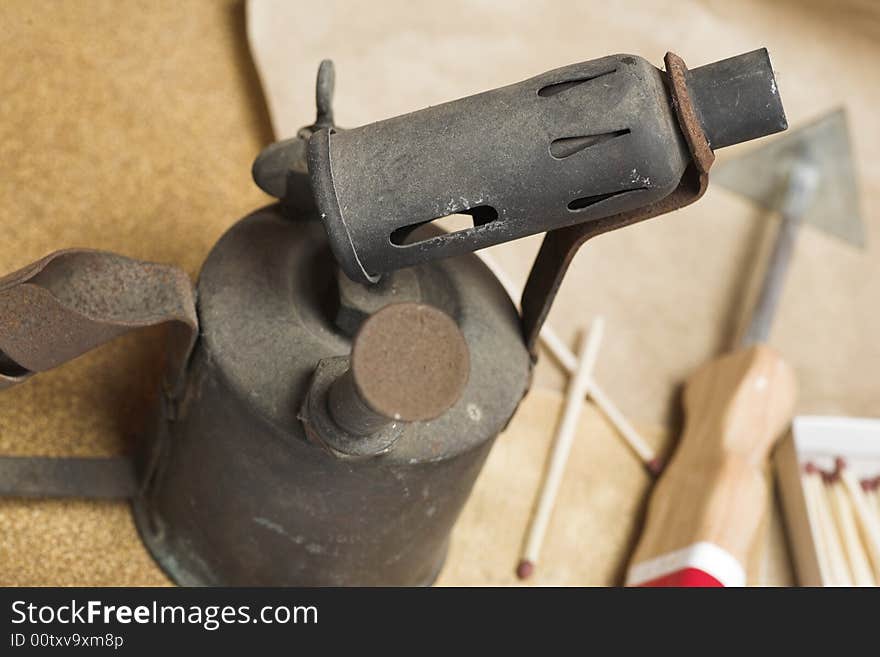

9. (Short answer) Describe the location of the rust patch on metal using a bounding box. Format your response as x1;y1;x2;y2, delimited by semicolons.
664;51;715;173
0;249;198;396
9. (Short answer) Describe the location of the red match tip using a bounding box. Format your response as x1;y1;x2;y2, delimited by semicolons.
646;458;665;476
861;479;871;492
834;456;847;472
804;462;817;475
516;560;534;580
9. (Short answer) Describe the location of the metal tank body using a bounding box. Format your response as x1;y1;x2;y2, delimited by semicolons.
132;205;531;586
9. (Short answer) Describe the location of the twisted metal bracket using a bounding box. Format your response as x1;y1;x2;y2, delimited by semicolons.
520;52;715;359
0;249;198;498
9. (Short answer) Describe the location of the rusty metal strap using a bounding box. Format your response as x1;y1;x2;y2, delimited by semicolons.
0;456;137;498
520;52;715;358
0;249;198;396
0;249;197;500
0;249;198;499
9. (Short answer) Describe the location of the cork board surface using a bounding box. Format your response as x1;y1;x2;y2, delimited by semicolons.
0;0;874;585
0;0;270;585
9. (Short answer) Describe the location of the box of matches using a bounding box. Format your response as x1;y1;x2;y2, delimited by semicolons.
775;416;880;586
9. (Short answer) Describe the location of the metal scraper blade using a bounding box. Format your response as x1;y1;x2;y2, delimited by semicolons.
712;108;865;248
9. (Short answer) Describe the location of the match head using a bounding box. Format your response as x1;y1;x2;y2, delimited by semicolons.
516;560;534;580
804;462;818;475
861;478;872;492
646;457;665;477
834;456;847;473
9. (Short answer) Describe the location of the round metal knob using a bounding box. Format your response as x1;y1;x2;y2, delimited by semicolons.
351;302;469;422
327;303;470;439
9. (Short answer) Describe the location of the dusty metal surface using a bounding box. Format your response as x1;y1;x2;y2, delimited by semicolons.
349;302;469;423
719;110;864;346
303;49;784;288
521;51;724;356
307;54;691;284
0;457;137;499
251;60;336;216
713;109;865;248
254;50;787;359
741;161;820;346
134;208;531;586
685;48;787;150
335;267;422;336
0;249;198;500
302;355;406;457
306;302;470;456
255;51;786;361
0;249;198;396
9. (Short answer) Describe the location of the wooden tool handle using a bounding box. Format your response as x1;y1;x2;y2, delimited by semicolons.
630;344;797;574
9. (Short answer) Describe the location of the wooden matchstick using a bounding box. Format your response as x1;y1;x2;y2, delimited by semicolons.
478;252;659;473
516;317;604;580
871;477;880;519
802;464;834;584
837;459;880;584
815;470;855;586
825;467;875;586
866;477;880;535
584;378;660;472
544;328;660;472
862;478;874;518
858;477;878;527
805;463;853;586
873;477;880;520
532;320;661;472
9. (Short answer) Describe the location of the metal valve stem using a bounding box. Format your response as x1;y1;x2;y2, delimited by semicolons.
328;369;395;436
301;302;470;457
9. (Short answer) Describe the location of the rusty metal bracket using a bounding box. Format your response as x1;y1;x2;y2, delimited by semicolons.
0;249;198;499
520;52;715;359
0;249;197;394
